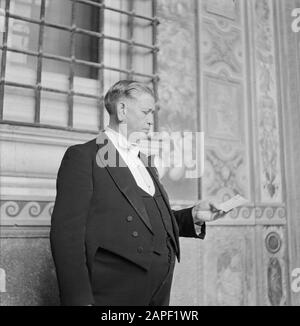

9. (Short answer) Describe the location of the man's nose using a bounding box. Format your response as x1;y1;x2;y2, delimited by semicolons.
146;113;154;126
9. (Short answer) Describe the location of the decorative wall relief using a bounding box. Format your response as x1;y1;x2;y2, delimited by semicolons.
157;0;198;202
203;0;241;22
200;2;250;204
252;0;282;203
254;0;272;52
265;231;282;254
262;226;287;306
204;148;247;199
255;206;286;222
157;0;197;133
0;200;53;226
203;227;256;305
204;73;243;142
161;0;287;306
216;247;243;305
202;19;243;76
267;257;283;306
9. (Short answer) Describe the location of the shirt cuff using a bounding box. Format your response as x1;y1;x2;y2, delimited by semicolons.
191;207;206;240
194;221;206;239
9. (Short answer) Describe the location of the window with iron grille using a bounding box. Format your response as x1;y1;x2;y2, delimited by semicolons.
0;0;159;133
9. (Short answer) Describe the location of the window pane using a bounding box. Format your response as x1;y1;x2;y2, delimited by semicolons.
133;75;153;86
43;26;71;57
133;0;153;17
73;96;99;131
104;38;122;71
11;0;41;20
6;49;37;73
75;33;99;64
7;19;39;53
105;0;123;11
0;6;4;38
3;85;35;123
133;16;153;45
40;91;68;127
104;68;122;93
104;6;125;39
74;64;99;90
132;47;153;76
75;1;99;32
6;53;37;85
44;0;72;26
42;58;69;91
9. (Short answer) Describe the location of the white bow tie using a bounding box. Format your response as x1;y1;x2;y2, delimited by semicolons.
125;143;140;157
115;136;139;156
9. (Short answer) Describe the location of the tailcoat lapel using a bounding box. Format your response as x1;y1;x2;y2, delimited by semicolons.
96;130;153;234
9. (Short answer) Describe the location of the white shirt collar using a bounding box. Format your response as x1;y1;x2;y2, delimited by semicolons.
104;126;140;157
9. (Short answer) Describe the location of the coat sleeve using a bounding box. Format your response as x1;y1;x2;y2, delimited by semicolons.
50;145;94;306
172;207;206;240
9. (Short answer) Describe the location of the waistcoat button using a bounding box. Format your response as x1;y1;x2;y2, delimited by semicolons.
137;246;143;253
132;231;139;238
126;216;133;222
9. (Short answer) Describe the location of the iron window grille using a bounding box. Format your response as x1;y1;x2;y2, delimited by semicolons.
0;0;159;133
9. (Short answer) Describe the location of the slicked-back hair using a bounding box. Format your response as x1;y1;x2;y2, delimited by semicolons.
104;80;154;115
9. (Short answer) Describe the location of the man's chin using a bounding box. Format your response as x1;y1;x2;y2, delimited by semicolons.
140;129;151;136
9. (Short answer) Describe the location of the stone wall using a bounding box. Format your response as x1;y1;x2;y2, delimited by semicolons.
157;0;300;306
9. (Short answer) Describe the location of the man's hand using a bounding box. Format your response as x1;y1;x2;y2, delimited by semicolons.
192;199;229;225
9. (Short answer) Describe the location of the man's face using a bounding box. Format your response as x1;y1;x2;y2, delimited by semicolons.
123;92;155;137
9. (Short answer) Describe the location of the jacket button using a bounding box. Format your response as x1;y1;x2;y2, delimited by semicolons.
132;231;139;238
137;246;143;254
126;216;133;222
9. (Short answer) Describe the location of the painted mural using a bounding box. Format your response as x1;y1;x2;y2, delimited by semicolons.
253;0;283;203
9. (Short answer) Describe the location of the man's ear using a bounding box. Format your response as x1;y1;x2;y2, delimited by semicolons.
116;102;126;123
